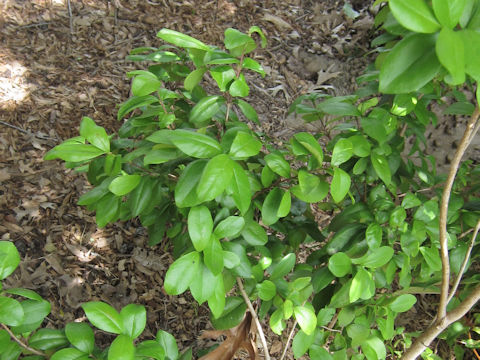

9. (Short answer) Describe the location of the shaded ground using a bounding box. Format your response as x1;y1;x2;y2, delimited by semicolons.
0;0;461;358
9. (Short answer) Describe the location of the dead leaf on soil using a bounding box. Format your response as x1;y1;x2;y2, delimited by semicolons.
199;312;259;360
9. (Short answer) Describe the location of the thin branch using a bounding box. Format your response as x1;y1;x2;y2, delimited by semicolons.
437;106;480;320
279;319;297;360
447;219;480;304
236;278;271;360
67;0;73;34
0;120;28;134
1;323;45;357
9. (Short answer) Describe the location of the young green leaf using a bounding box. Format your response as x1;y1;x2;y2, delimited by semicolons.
365;223;382;249
242;58;266;77
229;131;262;159
132;74;161;96
291;170;329;203
210;296;246;330
29;329;68;351
241;221;268;246
213;216;245;239
65;322;95;354
156;330;179;360
264;152;291;178
5;288;43;301
293;306;317;335
79;117;110;152
292;330;316;358
229;73;249;97
257;280;276;301
361;336;387;360
349;268;375;302
164;252;201;295
190;263;217;304
157;28;210;51
349;134;371;157
44;143;106;162
117;95;158;121
270;308;286;335
436;28;465;85
432;0;466;29
207;274;226;319
227;161;252;214
293;132;324;165
328;252;352;277
11;299;51;334
277;190;291;217
270;253;296;279
388;294;417;313
120;304;146;339
169;129;222;159
204;236;224;275
371;151;391;186
197;154;234;202
235;99;259;124
331;167;351;203
188;206;214;251
351;246;394;268
108;174;141;196
184;68;206;92
51;348;90;360
0;296;24;326
210;66;236;91
82;302;123;334
224;28;257;55
175;159;207;208
0;241;20;280
108;334;135;360
189;95;226;124
262;187;283;225
389;0;440;33
136;340;166;360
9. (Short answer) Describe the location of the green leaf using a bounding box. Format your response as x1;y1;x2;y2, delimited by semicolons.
379;34;441;94
197;154;234;202
51;348;90;360
293;132;324;165
361;336;386;360
388;294;417;313
79;117;110;152
366;223;382;250
190;263;217;305
242;58;266;77
331;167;351;203
65;322;95;354
156;330;179;360
235;99;259;124
5;288;43;301
211;297;246;330
351;246;394;268
29;329;68;351
390;207;407;228
157;28;210;50
420;246;442;271
164;252;201;295
204;236;224;275
189;95;226;124
349;134;371;157
207;275;226;319
328;252;352;277
120;304;146;339
175;159;207;208
44;143;106;162
108;175;141;196
262;187;283;225
309;346;333;360
0;296;24;326
277;190;291;217
82;302;123;334
291;170;329;203
214;216;245;239
224;28;256;55
462;30;480;81
318;97;361;116
108;334;134;360
241;221;268;246
401;192;422;209
264;153;290;178
270;308;286;335
229;131;262;159
188;206;213;251
349;268;375;302
257;280;276;301
432;0;466;28
210;65;236;91
95;193;120;228
11;299;50;334
294;306;317;335
117;95;158;121
169;129;222;159
132;74;161;96
229;74;249;97
184;68;206;92
270;253;296;279
389;0;440;33
371;151;391;186
436;28;465;85
136;340;166;360
227;161;251;214
0;241;20;280
331;138;353;166
292;330;316;358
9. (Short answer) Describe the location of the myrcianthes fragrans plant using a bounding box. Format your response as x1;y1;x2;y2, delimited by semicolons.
0;1;476;359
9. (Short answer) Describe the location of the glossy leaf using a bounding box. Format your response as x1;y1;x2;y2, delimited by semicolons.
189;95;226;124
12;299;51;334
120;304;146;339
214;216;245;239
291;170;329;203
210;297;246;330
331;138;353;166
79;117;110;152
51;348;90;360
236;99;259;124
210;66;236;91
432;0;466;28
136;340;166;360
175;159;207;208
262;187;283;225
361;336;386;360
436;28;465;85
257;280;276;301
65;322;95;354
264;152;290;178
82;302;123;334
108;334;135;360
29;329;68;351
294;132;323;165
349;268;375;302
227;161;251;214
349;134;371;157
156;330;179;360
277;190;291;217
351;246;394;268
270;253;296;279
207;274;226;319
108;175;141;196
331;167;351;203
242;221;268;246
0;296;24;326
117;95;158;121
294;306;317;335
197;154;234;202
169;129;222;159
292;330;315;358
184;68;205;92
164;252;201;295
371;151;391;186
462;30;480;81
157;28;210;50
229;131;262;159
204;236;224;275
389;0;440;33
44;143;106;162
190;263;217;305
379;34;441;94
5;288;43;301
0;241;20;280
132;74;161;96
229;73;249;97
188;206;213;251
328;252;352;277
242;57;266;77
365;223;382;249
388;294;417;313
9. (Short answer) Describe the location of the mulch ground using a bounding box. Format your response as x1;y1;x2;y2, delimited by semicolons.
0;0;376;357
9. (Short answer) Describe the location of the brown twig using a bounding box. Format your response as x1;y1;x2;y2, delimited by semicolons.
447;219;480;304
437;106;480;321
1;323;45;357
67;0;73;34
279;319;297;360
236;278;271;360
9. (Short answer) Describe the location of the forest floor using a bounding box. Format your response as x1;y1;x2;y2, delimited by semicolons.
0;0;474;358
